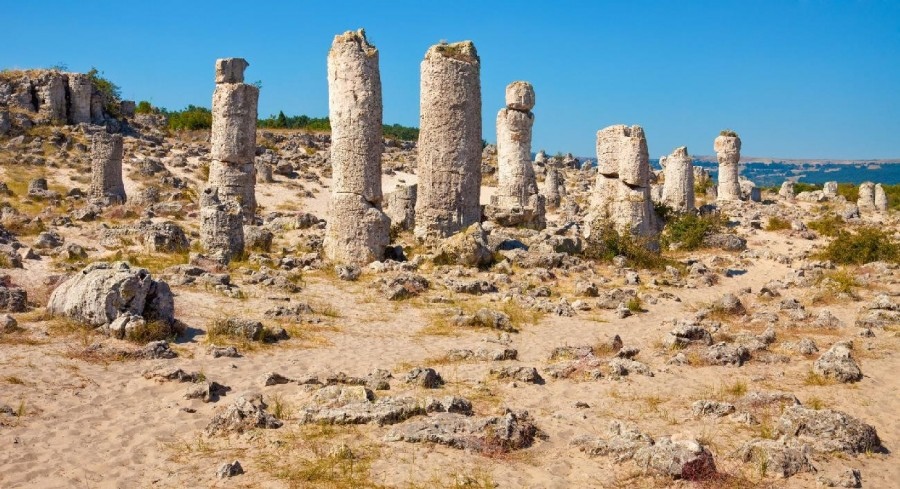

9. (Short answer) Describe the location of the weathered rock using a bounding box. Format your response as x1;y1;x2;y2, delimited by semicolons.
89;133;126;205
415;41;482;239
490;366;543;383
823;181;838;198
0;286;27;313
386;409;540;452
635;437;717;480
662;320;713;348
383;184;417;232
874;184;888;212
491;81;544;229
216;460;244;479
66;73;92;124
818;468;862;488
857;182;876;213
714;134;742;201
776;406;880;454
199;186;244;263
737;438;815;478
543;166;564;209
702;342;750;366
324;30;391;266
209;58;258;219
205;394;282;435
813;341;862;383
661;146;694;212
47;262;175;330
779;181;795;200
590;124;657;239
405;367;444;388
691;400;735;418
434;223;492;267
702;233;747;251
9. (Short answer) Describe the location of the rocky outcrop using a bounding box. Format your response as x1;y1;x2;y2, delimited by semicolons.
590;124;657;238
488;81;545;229
857;182;876;213
779;181;795;200
813;341;862;383
208;58;258;220
776;406;881;454
0;69;119;130
47;262;174;332
323;29;391;266
660;146;694;212
714;134;741;201
414;41;482;239
89;132;126;205
874;184;888;212
386;409;540;453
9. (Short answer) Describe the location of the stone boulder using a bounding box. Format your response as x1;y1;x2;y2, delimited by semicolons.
434;223;492;267
813;341;862;383
47;262;175;331
776;406;881;454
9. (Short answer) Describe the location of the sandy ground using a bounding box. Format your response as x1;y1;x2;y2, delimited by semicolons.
0;142;897;488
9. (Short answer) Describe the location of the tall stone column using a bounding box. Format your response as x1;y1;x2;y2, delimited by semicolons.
590;125;655;238
779;181;795;200
490;81;545;229
661;146;694;212
714;133;742;202
323;29;390;266
209;58;258;220
544;166;563;209
414;41;482;239
90;132;126;205
199;186;244;263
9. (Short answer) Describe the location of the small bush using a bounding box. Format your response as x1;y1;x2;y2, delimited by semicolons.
793;182;820;194
135;101;153;114
582;220;667;270
765;216;791;231
818;227;899;265
164;105;213;131
719;129;739;137
625;296;643;313
660;212;725;251
808;214;844;237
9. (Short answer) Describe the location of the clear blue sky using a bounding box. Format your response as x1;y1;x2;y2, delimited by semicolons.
3;1;899;159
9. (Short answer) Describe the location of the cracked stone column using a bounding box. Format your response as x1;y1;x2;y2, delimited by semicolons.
208;58;258;220
857;182;875;213
874;184;888;212
414;41;482;239
661;146;694;212
823;181;838;199
384;184;417;232
591;125;656;237
90;132;126;204
492;81;545;229
200;186;244;263
323;29;390;266
66;73;93;124
714;134;742;202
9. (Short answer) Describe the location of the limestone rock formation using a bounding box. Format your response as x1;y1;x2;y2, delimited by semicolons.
590;124;657;238
199;186;245;263
779;181;795;200
489;81;545;229
857;182;876;213
660;146;694;212
66;73;92;124
323;29;391;266
383;184;417;232
874;183;888;212
714;134;742;201
209;58;258;220
823;181;838;199
47;262;174;330
89;132;126;205
544;166;564;209
414;41;482;239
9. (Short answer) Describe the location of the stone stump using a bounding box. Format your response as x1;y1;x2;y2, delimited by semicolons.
661;146;694;212
90;133;126;205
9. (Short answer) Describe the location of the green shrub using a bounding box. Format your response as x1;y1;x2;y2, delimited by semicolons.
582;220;667;270
836;183;858;202
808;215;844;237
87;67;121;116
164;105;213;131
793;182;820;194
135;101;153;114
257;112;420;141
818;227;899;264
719;129;739;137
660;212;726;251
765;216;791;231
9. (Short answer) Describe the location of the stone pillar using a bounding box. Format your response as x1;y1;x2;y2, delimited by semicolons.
199;186;244;263
323;29;390;265
823;181;838;199
36;72;67;124
874;184;888;212
714;134;742;201
591;125;656;237
414;41;482;239
544;166;563;209
491;81;545;229
66;73;93;124
661;146;694;212
779;181;795;200
0;108;9;136
209;57;258;220
857;182;875;213
90;133;126;204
